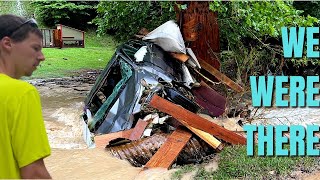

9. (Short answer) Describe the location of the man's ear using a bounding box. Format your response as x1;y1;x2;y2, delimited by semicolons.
0;37;13;52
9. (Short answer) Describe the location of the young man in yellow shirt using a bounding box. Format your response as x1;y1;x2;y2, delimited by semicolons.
0;14;51;179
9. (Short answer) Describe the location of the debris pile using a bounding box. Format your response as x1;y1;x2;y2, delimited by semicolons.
82;20;247;169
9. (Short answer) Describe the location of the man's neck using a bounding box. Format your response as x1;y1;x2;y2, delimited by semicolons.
0;57;19;79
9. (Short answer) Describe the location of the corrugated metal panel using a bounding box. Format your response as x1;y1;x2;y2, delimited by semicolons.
107;133;213;167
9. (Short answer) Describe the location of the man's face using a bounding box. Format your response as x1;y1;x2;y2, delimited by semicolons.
11;32;45;78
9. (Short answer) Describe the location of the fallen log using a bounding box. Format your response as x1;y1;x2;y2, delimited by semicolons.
149;94;246;145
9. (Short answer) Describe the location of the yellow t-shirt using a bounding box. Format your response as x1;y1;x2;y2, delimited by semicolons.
0;74;51;179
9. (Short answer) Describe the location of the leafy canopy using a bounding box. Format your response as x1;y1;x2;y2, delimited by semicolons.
31;0;98;29
209;1;317;47
94;1;176;41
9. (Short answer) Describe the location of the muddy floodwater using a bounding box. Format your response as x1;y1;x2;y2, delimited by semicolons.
32;76;177;180
31;78;134;179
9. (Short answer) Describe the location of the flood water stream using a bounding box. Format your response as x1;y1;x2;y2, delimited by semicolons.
33;77;178;180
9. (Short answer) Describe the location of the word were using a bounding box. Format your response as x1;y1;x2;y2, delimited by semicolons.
250;76;319;107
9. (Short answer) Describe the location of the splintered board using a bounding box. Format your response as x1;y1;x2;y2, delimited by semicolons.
129;119;150;140
94;129;133;148
145;127;192;169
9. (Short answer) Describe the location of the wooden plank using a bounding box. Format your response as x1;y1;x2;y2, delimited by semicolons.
187;125;223;150
129;119;150;141
199;60;244;93
94;129;133;148
170;53;189;62
145;127;192;169
149;95;246;145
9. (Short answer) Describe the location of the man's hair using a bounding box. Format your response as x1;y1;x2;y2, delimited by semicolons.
0;14;42;42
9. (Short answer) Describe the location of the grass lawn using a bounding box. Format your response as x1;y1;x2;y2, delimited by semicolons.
172;145;317;179
29;30;119;79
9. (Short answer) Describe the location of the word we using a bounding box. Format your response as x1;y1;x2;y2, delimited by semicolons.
282;27;319;58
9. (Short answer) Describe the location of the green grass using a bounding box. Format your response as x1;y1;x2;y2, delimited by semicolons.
172;145;317;180
29;30;119;79
171;165;196;180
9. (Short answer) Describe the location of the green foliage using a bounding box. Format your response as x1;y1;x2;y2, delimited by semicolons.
0;1;15;15
220;46;277;85
0;1;33;18
210;145;317;179
94;1;175;41
171;165;195;180
93;1;319;81
292;1;320;70
209;1;318;83
210;1;317;45
85;30;119;48
294;1;320;20
31;0;98;29
23;1;38;18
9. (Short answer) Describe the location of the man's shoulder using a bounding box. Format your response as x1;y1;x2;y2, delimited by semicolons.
0;74;37;96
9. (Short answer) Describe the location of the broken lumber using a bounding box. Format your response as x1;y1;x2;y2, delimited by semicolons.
170;53;189;62
145;127;192;169
94;129;133;148
149;94;246;145
129;119;150;141
199;60;244;93
95;118;152;148
187;125;223;150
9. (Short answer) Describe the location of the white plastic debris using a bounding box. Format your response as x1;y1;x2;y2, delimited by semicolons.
152;115;169;124
143;113;159;121
143;20;186;54
86;109;93;124
157;115;169;125
134;46;148;62
181;63;196;88
186;48;201;69
143;129;152;137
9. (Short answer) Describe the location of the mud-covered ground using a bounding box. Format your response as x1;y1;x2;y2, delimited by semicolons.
28;70;320;179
